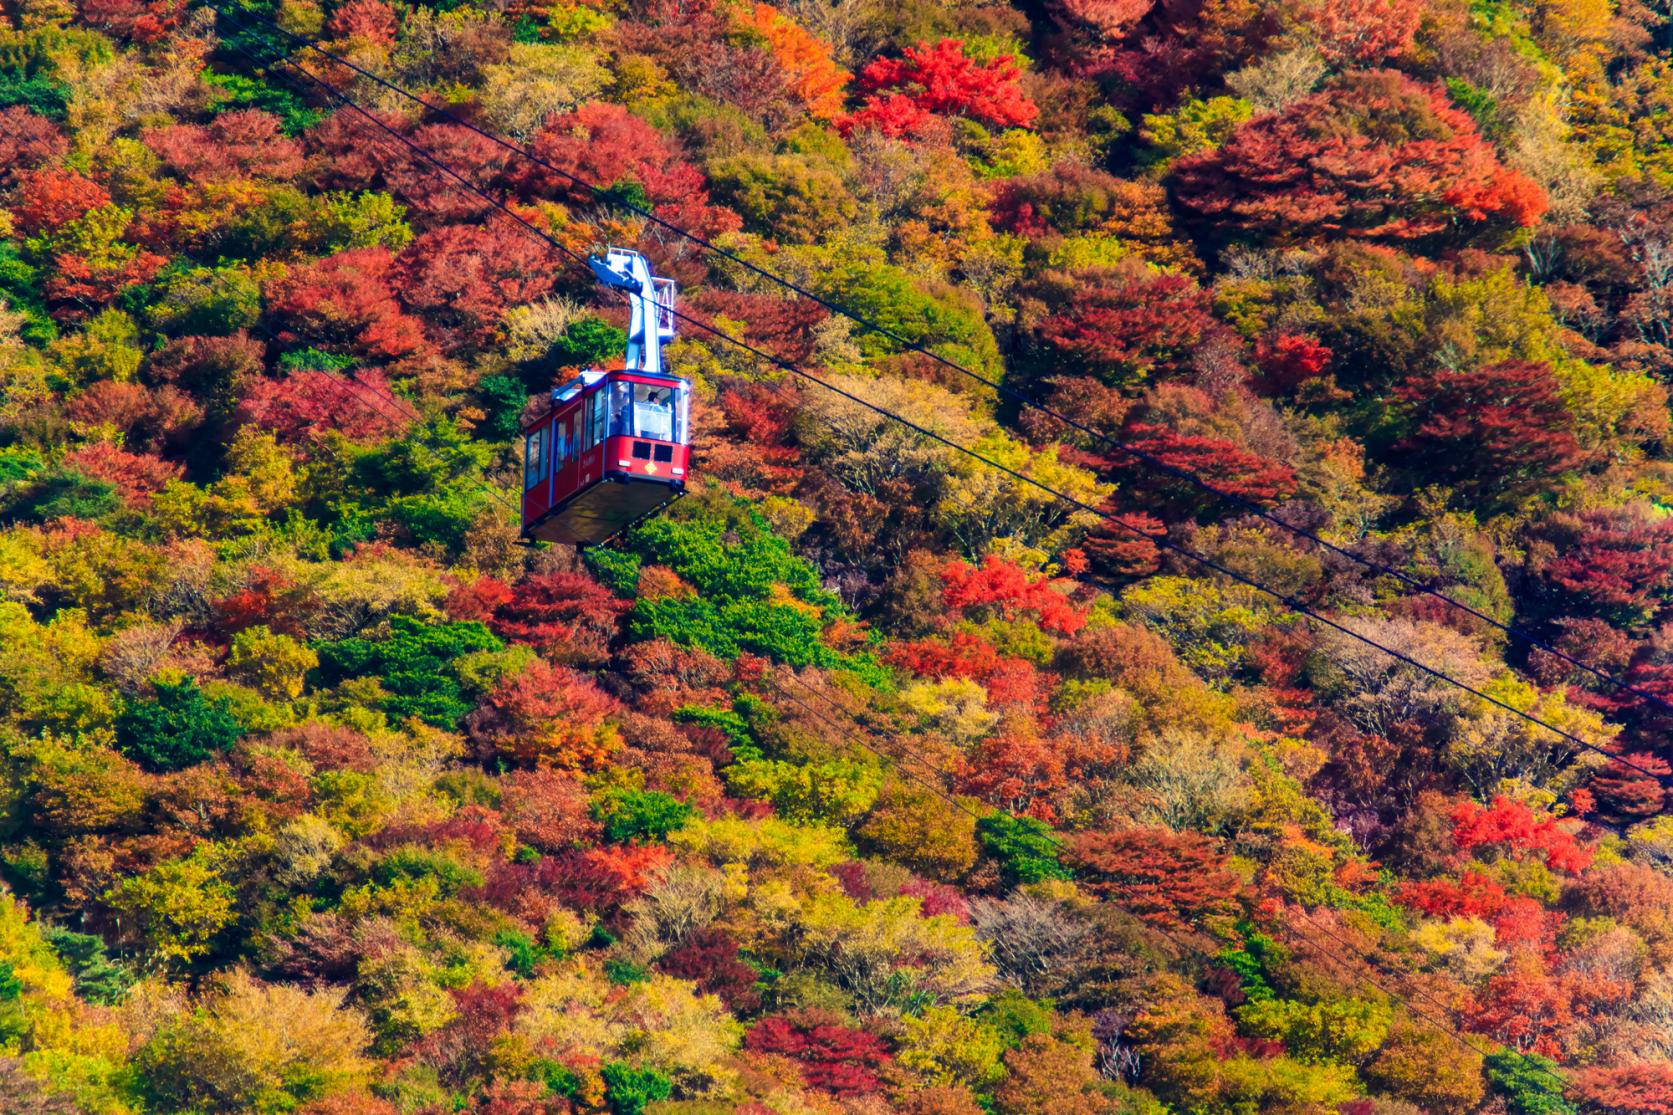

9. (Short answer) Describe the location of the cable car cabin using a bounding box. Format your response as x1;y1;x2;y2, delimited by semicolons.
520;247;691;546
520;368;690;545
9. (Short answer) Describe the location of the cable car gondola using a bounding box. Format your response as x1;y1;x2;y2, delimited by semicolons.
520;249;692;546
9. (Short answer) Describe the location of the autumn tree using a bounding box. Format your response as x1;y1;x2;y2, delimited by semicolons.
264;248;432;363
142;110;306;184
1116;384;1299;511
394;222;560;353
739;4;850;120
1069;827;1242;927
1526;504;1673;628
1573;1061;1673;1115
1585;752;1669;818
1301;0;1423;65
465;657;621;769
1032;263;1218;386
518;103;741;237
842;39;1038;136
1171;70;1547;244
447;569;628;665
136;970;373;1113
238;368;410;445
745;1012;893;1095
0;108;67;190
1392;360;1588;507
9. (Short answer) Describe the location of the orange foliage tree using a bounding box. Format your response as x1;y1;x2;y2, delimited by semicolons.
739;4;851;120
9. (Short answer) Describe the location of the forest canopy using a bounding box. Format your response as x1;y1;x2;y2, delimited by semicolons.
2;0;1673;1112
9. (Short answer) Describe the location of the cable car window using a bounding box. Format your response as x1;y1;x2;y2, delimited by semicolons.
523;428;543;490
557;416;572;465
589;389;607;449
610;381;682;442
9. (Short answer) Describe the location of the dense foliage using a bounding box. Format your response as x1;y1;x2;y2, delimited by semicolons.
2;0;1673;1112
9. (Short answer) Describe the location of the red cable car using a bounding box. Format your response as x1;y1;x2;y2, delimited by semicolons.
521;249;692;545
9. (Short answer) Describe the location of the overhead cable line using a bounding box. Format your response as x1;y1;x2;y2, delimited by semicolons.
206;5;1661;783
193;0;1673;729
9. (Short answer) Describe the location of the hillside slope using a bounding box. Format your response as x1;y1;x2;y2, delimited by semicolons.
3;0;1673;1112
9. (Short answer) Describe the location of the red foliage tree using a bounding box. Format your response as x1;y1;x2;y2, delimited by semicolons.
1120;421;1298;508
77;0;183;42
213;565;303;636
1397;870;1508;918
703;379;805;494
238;368;410;444
498;767;601;853
389;124;515;224
265;248;432;362
842;39;1038;136
1467;957;1629;1057
63;443;183;507
266;722;377;772
1068;827;1242;927
417;982;525;1088
465;658;620;769
1251;333;1333;395
1114;384;1298;510
657;926;762;1011
1035;265;1216;385
745;1012;893;1095
1573;1060;1673;1115
1465;958;1580;1056
691;290;827;363
1393;360;1588;506
888;631;1046;709
940;555;1088;635
142;110;305;184
541;843;671;913
13;167;111;236
1585;752;1670;818
0;109;68;190
325;0;398;44
1622;626;1673;742
1171;70;1547;243
1450;795;1593;874
306;108;417;192
1302;0;1423;65
1529;505;1673;628
958;723;1070;821
447;571;628;665
45;249;168;318
1049;0;1156;38
1490;895;1554;955
1079;510;1165;579
518;104;740;238
394;222;560;353
66;381;204;452
298;1092;400;1115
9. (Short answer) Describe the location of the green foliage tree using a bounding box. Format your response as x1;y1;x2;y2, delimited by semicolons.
314;615;504;728
977;813;1071;884
115;677;246;772
592;788;693;843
